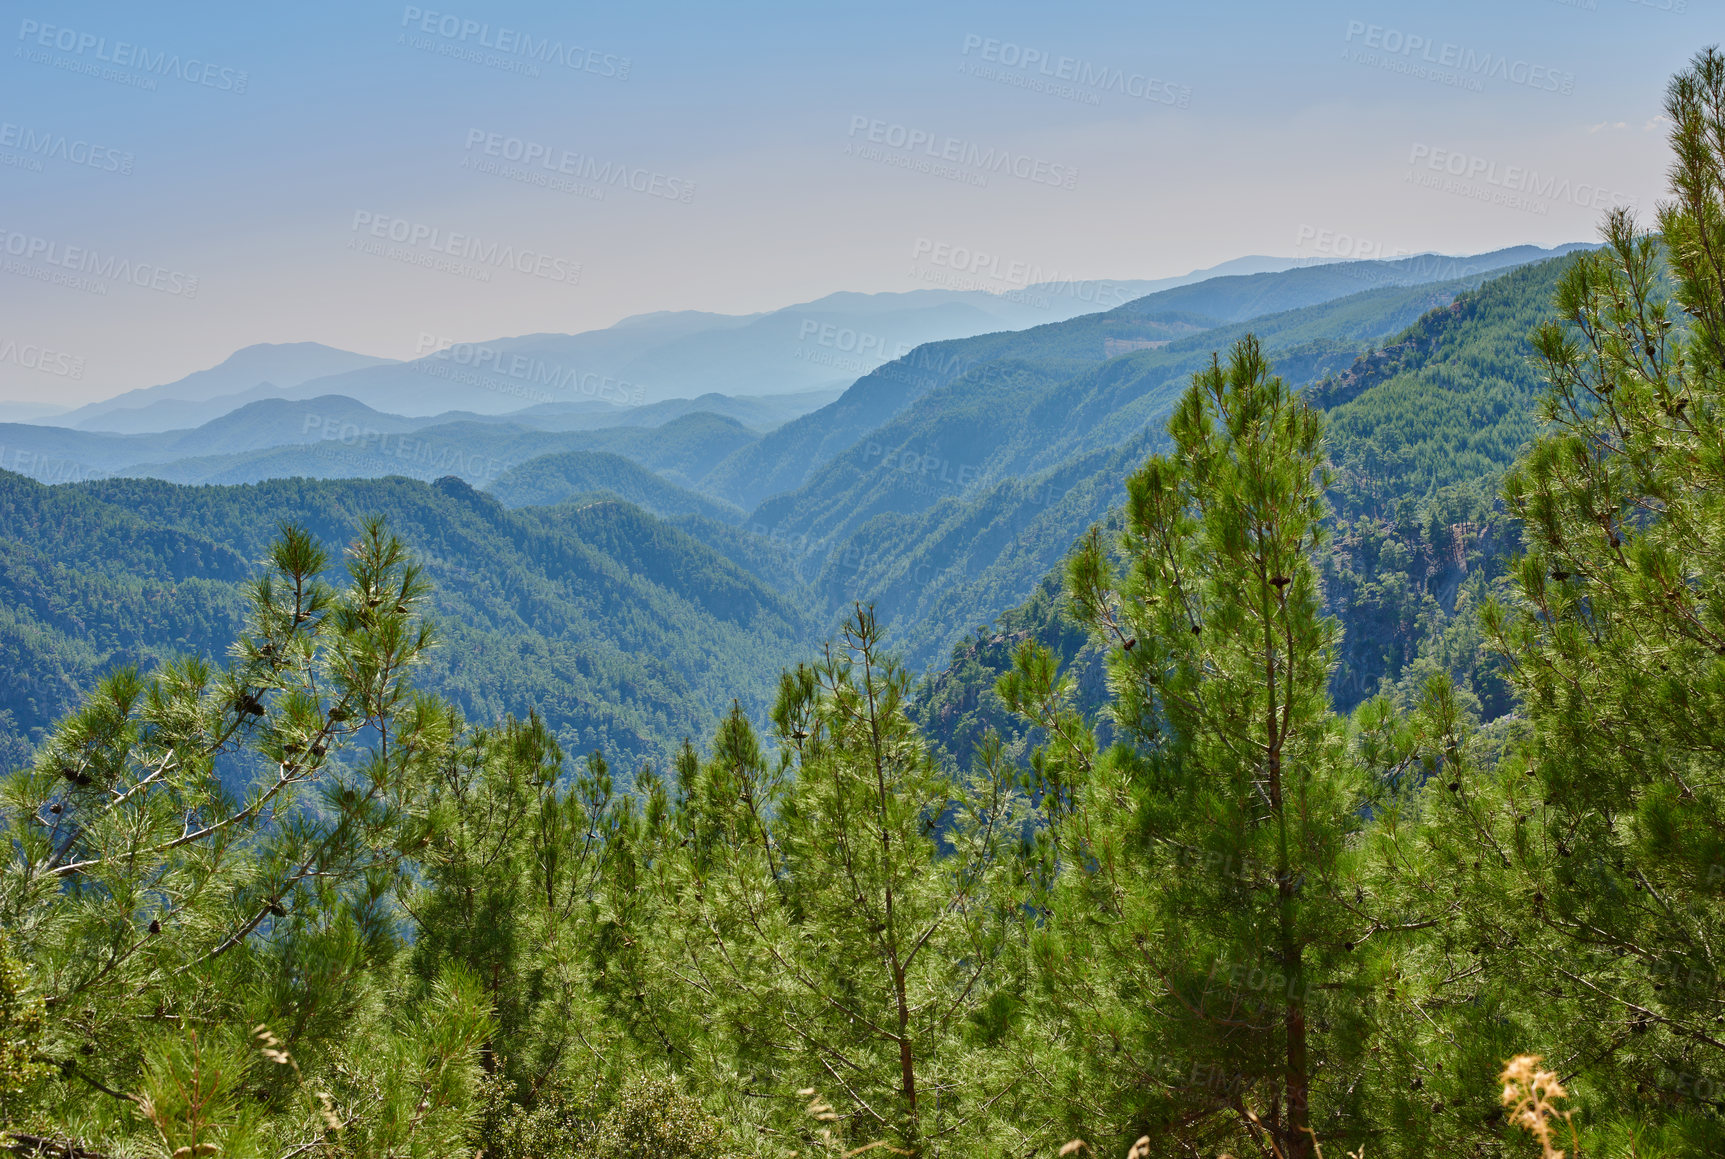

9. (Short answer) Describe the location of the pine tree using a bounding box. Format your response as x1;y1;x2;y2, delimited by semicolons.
0;519;493;1154
404;713;672;1134
655;608;1025;1154
1460;47;1725;1150
1005;336;1372;1157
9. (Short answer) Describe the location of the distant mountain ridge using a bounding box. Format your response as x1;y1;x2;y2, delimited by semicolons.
697;243;1589;513
0;244;1590;512
0;390;843;489
62;342;400;431
40;254;1339;435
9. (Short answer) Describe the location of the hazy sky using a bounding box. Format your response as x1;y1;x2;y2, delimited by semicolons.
0;0;1704;405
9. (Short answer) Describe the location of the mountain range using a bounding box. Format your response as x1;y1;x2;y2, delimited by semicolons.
0;241;1589;768
44;254;1325;435
0;245;1584;493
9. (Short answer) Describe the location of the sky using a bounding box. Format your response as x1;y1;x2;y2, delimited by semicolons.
0;0;1706;406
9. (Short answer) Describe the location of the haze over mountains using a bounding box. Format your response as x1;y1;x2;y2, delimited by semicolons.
37;253;1324;435
5;245;1582;480
0;241;1589;767
61;342;401;427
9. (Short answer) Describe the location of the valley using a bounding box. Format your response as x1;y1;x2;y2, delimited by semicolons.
0;243;1584;771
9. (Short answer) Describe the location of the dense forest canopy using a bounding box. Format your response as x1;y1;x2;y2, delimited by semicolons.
5;44;1725;1159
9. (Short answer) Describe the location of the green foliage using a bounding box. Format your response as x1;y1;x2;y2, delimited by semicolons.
644;608;1027;1153
137;1027;257;1158
0;933;51;1124
1433;47;1725;1153
0;518;493;1156
1006;336;1376;1158
402;712;655;1109
581;1075;742;1159
476;1073;740;1159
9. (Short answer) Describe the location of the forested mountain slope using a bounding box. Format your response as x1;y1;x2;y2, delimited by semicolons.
125;410;761;491
0;253;1589;774
0;471;811;770
485;450;745;522
911;252;1580;766
758;278;1484;556
696;246;1582;511
764;271;1546;669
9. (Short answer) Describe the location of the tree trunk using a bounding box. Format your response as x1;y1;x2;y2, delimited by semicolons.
1264;581;1310;1159
1281;891;1310;1159
895;960;919;1149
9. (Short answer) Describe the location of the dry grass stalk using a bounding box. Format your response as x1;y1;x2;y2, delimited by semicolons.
1500;1054;1578;1159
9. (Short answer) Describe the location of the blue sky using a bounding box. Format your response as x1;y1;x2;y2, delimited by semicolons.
0;0;1705;403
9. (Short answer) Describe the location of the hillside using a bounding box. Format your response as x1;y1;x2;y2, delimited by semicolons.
699;244;1584;513
0;249;1590;781
749;269;1553;670
485;450;745;523
910;251;1580;767
120;410;761;491
0;471;812;770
